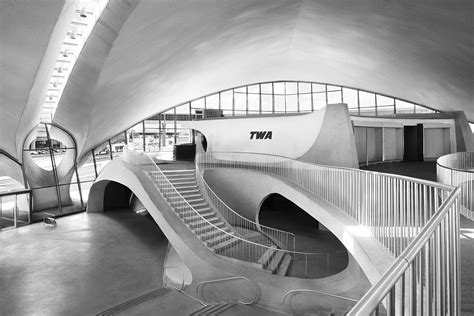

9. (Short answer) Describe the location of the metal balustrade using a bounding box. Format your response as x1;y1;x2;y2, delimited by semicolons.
196;152;455;257
124;148;348;279
195;166;296;251
348;187;461;315
437;152;474;220
196;152;460;315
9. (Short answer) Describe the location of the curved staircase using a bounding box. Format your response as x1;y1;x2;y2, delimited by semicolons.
152;169;292;276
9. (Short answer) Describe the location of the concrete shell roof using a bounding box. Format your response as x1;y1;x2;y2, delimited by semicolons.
1;0;473;159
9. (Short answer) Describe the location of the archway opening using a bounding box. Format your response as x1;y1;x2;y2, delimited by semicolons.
101;181;192;288
259;193;349;276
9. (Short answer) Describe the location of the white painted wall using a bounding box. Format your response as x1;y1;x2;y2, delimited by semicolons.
185;110;325;159
424;128;450;159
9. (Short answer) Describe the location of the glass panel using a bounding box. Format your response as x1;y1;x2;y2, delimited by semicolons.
110;133;126;158
415;105;435;114
327;85;341;92
1;195;16;229
76;152;95;202
376;95;394;107
286;94;298;113
377;106;395;116
299;94;312;112
359;107;377;116
94;141;111;174
342;88;358;110
205;94;219;109
273;82;285;95
68;177;83;206
312;83;326;93
286;82;297;95
191;98;205;117
220;90;233;112
247;84;259;94
328;91;342;104
359;91;376;107
234;90;246;115
262;94;273;113
274;95;285;113
248;93;259;113
298;82;311;94
395;100;415;114
144;119;161;152
261;83;272;95
175;126;192;145
15;193;30;227
127;123;144;151
313;93;326;111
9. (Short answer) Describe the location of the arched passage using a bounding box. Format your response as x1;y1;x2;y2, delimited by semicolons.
259;193;349;275
89;179;193;289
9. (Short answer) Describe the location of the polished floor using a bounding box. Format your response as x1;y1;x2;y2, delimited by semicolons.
0;209;202;315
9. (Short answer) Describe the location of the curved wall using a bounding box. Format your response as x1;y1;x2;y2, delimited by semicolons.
203;168;394;284
87;159;366;311
187;104;358;168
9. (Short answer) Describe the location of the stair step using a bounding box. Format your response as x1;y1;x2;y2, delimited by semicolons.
266;250;285;273
276;254;292;276
178;189;200;194
257;246;277;267
212;237;240;253
190;304;216;316
181;193;202;199
162;169;195;173
171;181;197;186
206;232;233;247
188;217;220;229
200;229;226;241
180;211;214;219
194;225;230;235
169;177;196;182
184;214;218;224
208;303;235;316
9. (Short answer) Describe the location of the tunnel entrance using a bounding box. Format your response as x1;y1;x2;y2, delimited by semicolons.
259;193;349;276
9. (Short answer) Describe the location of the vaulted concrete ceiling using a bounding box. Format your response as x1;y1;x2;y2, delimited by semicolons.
1;1;473;160
0;0;66;158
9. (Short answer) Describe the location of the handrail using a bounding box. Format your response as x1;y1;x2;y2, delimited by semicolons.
347;187;461;315
437;151;474;173
125;148;349;279
0;189;32;197
197;151;455;257
195;276;259;305
195;164;296;250
437;151;474;220
283;289;357;315
202;151;454;191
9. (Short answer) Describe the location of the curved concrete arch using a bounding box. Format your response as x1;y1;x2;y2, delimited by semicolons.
86;159;366;311
203;168;394;285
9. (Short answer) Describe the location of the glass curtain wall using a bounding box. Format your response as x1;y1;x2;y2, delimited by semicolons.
3;80;448;227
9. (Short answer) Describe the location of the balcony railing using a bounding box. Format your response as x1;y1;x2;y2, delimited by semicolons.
195;151;460;314
0;189;32;231
437;151;474;220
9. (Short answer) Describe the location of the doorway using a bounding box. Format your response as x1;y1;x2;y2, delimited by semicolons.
404;124;424;161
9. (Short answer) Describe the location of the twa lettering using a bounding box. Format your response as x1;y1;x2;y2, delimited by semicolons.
250;131;272;139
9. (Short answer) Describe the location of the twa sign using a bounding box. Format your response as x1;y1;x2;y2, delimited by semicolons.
250;131;272;139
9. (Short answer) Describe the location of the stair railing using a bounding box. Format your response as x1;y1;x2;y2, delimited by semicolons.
196;151;455;257
195;166;296;251
196;151;461;314
124;148;348;279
